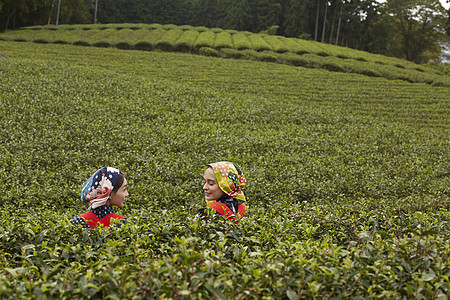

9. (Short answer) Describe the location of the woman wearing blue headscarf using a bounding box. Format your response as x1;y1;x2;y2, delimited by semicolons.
71;167;129;228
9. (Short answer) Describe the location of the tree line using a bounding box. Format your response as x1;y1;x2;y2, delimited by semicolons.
1;0;449;63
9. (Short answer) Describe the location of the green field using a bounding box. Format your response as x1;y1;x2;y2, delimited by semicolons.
0;40;449;298
1;23;449;87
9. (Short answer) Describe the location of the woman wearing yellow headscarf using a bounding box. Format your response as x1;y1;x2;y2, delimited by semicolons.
196;161;247;221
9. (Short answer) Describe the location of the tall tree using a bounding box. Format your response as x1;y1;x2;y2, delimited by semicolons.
0;0;58;31
384;0;446;63
335;0;343;44
444;1;450;35
314;0;320;40
329;0;338;43
55;0;91;24
282;0;316;38
321;0;328;42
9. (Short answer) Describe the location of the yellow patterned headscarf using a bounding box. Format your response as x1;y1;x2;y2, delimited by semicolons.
205;161;246;204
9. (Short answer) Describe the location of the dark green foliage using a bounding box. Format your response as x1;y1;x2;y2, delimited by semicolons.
394;63;406;69
321;62;344;72
92;41;111;48
33;39;49;44
278;52;309;66
219;47;245;59
115;42;133;50
259;25;279;35
198;46;219;57
0;41;449;298
73;40;90;46
53;40;70;45
257;50;279;62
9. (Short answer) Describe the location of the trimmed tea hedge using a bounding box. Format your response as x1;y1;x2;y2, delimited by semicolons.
193;30;215;50
0;41;448;298
134;28;166;51
114;29;140;49
213;32;233;50
198;46;219;57
262;35;289;53
248;34;272;51
0;23;448;85
154;29;184;51
174;30;199;52
232;33;252;50
281;37;310;55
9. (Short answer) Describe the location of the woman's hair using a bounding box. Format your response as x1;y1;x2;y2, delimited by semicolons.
112;171;125;193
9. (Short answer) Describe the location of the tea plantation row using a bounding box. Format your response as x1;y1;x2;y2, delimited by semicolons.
0;41;448;298
1;24;449;87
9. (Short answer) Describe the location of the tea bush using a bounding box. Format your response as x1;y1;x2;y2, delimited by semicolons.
134;28;166;51
262;35;289;53
213;32;233;50
114;29;140;50
193;31;215;50
174;30;199;52
281;38;310;55
0;41;448;298
154;29;183;51
1;23;447;86
248;34;272;51
219;48;246;59
231;33;252;50
198;46;219;57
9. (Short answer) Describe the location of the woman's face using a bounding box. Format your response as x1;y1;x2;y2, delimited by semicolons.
108;177;128;208
203;167;225;201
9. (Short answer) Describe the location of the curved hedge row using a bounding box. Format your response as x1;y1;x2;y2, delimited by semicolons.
114;28;139;49
193;30;215;50
174;30;200;52
282;38;310;55
213;32;233;50
232;33;252;50
248;34;272;52
154;29;184;51
262;35;289;53
0;23;446;85
89;28;117;47
134;28;166;51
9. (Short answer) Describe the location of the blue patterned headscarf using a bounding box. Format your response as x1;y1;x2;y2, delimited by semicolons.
81;167;121;209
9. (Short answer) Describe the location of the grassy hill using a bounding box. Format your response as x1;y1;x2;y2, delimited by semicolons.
1;23;449;87
0;39;448;298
